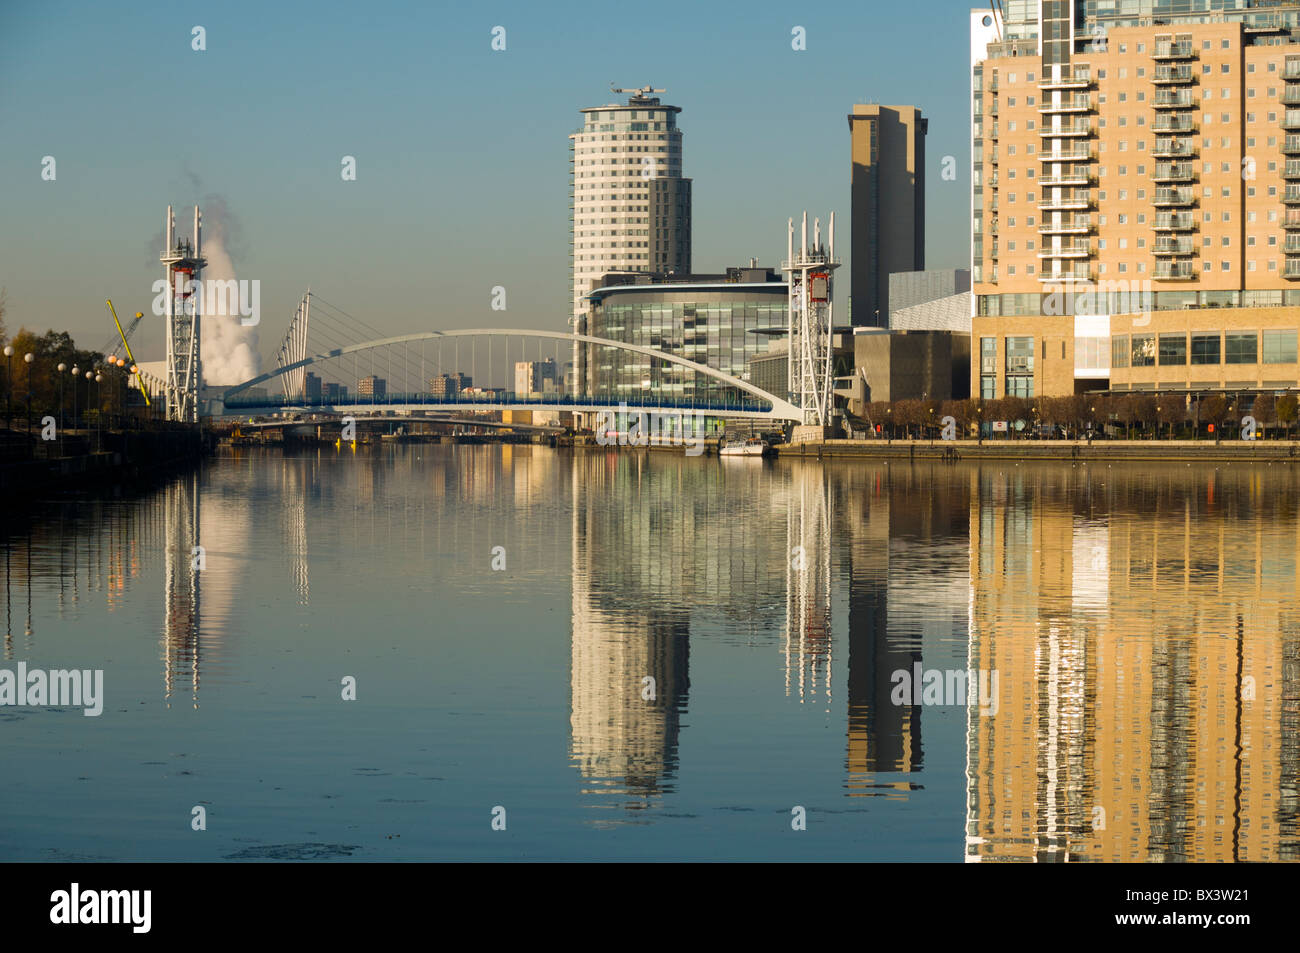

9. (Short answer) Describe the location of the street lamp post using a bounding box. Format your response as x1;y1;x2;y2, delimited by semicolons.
57;363;66;455
23;352;34;455
2;344;12;431
70;366;79;439
94;372;103;452
86;370;94;452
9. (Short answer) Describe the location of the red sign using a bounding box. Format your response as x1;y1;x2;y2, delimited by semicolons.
1207;423;1215;433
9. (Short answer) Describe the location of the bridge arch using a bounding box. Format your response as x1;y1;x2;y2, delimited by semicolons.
221;328;802;421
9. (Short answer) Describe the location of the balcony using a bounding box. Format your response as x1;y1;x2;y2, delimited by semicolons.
1037;242;1091;258
990;243;999;258
1153;188;1195;206
1152;65;1195;84
1040;172;1093;187
1284;135;1300;154
1286;159;1300;179
1153;262;1197;280
989;171;999;187
1039;71;1092;90
1284;110;1300;130
1152;41;1195;60
1039;95;1092;114
1038;190;1092;212
1153;90;1196;109
1284;213;1300;229
1038;218;1092;235
1040;121;1092;138
1285;258;1300;279
1152;138;1197;158
1285;60;1300;80
1152;117;1196;134
1153;239;1196;256
1153;162;1196;182
1285;186;1300;204
1284;87;1300;106
1039;148;1093;162
1284;236;1300;252
1153;212;1196;231
1037;271;1094;284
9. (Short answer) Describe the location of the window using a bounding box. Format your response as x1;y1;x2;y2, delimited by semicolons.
1112;334;1130;369
1131;334;1155;367
1159;334;1187;365
1262;329;1298;363
1226;332;1258;364
980;336;997;374
1191;334;1221;364
1075;337;1108;370
1005;337;1035;397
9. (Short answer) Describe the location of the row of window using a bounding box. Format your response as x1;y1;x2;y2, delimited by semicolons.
989;121;1293;156
994;45;1284;86
1113;330;1298;367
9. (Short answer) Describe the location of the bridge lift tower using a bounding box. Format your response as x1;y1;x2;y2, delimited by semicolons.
784;211;840;428
161;205;206;423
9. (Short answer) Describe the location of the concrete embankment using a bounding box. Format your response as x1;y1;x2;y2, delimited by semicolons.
0;426;213;497
777;438;1300;463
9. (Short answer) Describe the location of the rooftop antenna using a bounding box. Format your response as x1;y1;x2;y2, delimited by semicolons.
611;84;666;98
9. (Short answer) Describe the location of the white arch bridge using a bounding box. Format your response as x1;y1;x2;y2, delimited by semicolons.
217;328;803;423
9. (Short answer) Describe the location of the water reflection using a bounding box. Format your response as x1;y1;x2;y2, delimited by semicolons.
964;464;1300;862
2;449;1298;860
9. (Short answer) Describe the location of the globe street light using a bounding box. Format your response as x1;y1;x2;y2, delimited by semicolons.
23;352;34;451
2;344;12;430
57;362;66;455
94;372;103;451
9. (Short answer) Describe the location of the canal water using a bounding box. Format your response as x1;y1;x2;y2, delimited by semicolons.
2;446;1297;861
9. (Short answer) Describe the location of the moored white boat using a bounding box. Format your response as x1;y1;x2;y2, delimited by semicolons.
720;437;772;457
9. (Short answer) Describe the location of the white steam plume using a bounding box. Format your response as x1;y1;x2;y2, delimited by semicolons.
198;199;261;385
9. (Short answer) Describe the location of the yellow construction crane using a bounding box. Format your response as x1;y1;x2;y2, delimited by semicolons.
105;299;151;407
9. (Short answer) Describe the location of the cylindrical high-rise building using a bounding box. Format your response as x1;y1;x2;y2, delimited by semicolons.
570;86;692;332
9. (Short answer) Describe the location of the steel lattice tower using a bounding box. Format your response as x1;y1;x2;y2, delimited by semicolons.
784;211;840;427
161;205;206;422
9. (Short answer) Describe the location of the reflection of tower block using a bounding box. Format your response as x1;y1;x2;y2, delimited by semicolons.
160;205;206;422
784;212;841;428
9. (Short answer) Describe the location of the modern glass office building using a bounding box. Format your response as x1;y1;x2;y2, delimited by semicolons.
579;266;789;412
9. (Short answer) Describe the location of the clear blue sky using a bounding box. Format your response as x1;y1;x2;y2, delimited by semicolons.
1;0;979;365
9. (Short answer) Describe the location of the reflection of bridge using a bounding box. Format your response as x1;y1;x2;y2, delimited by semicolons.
217;320;803;422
